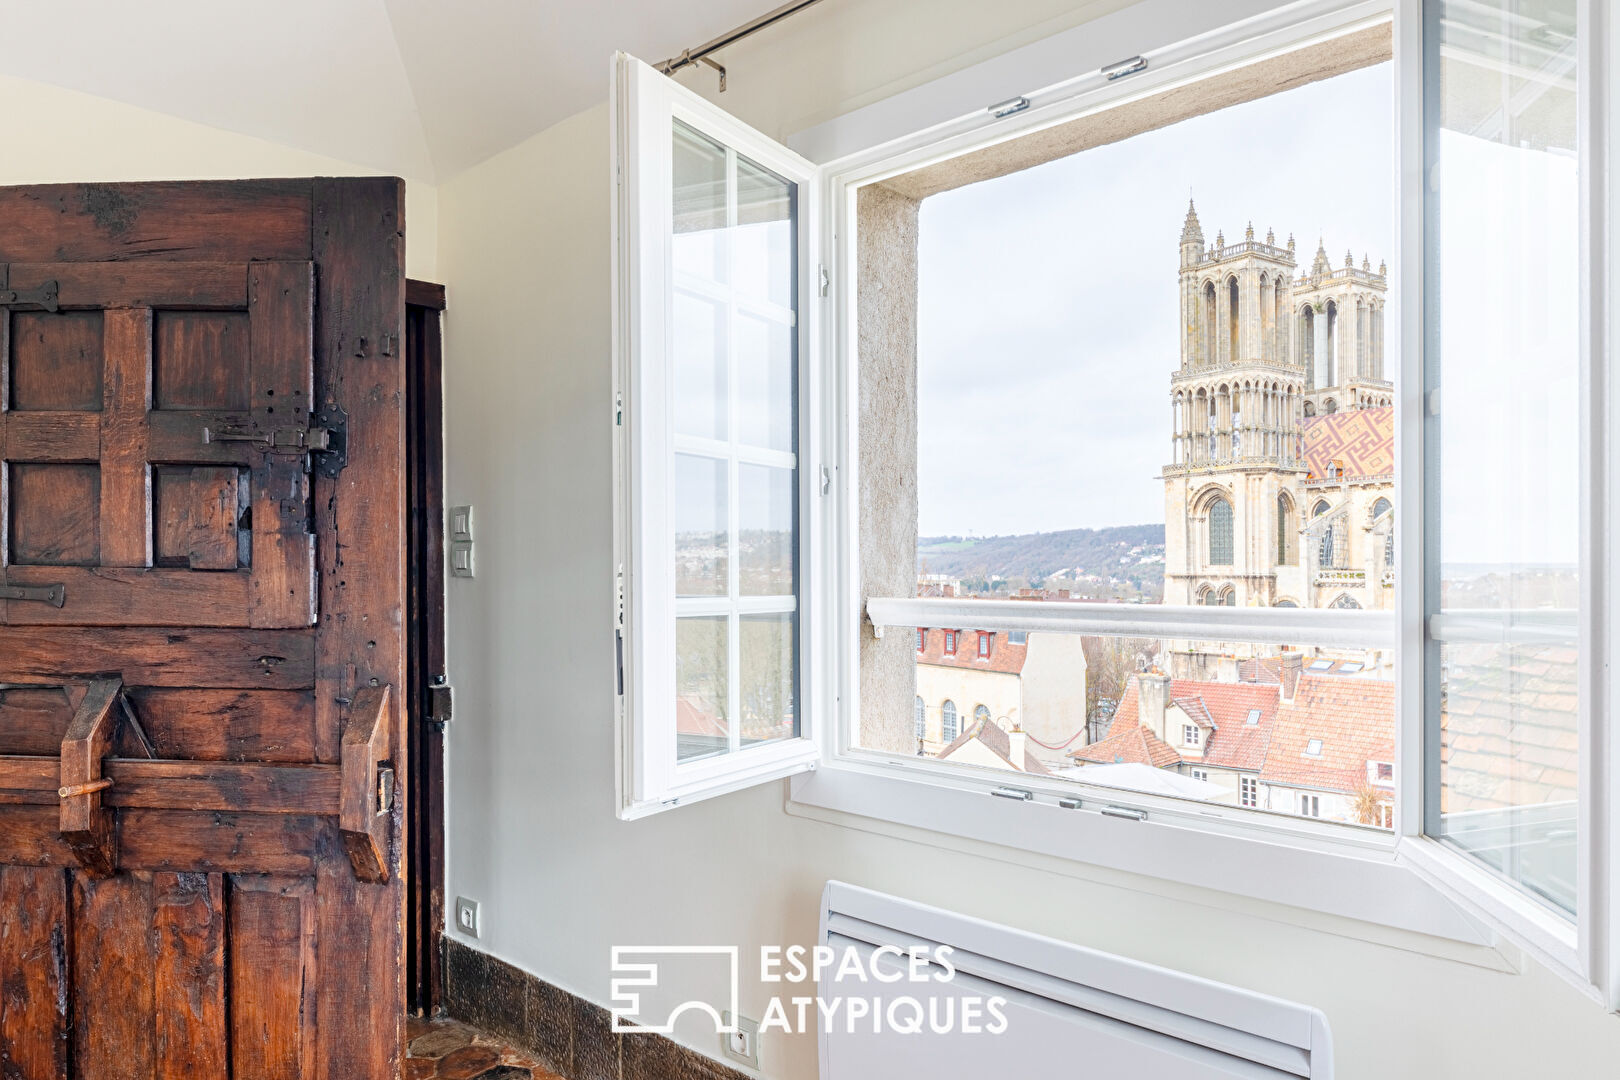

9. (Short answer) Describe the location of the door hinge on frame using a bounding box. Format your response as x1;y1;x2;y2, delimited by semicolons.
426;676;453;726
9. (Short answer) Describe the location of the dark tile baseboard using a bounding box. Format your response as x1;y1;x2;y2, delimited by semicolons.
443;936;753;1080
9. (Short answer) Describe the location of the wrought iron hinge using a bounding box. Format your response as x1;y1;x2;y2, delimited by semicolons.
0;280;59;312
426;677;453;725
0;583;65;607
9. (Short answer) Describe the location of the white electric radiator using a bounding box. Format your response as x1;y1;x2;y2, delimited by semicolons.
819;881;1332;1079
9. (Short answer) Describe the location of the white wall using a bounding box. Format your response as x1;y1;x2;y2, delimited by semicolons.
0;72;437;279
434;3;1620;1078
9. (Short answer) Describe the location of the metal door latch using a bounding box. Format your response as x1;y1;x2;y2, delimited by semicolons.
205;425;331;451
376;765;396;815
0;583;66;607
0;281;59;312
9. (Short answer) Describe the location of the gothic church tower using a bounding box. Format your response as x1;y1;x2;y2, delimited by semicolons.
1162;202;1391;611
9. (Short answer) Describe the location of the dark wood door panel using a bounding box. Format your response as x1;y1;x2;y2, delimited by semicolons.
0;181;314;264
0;177;406;1077
0;627;316;688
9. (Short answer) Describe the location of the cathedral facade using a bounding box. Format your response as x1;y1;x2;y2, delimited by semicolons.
1162;201;1395;614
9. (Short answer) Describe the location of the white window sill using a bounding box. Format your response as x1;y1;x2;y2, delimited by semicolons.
788;757;1521;970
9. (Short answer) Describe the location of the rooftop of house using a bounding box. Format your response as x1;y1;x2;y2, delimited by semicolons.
1300;405;1394;481
938;718;1051;775
1073;676;1283;773
916;628;1027;675
1260;674;1395;792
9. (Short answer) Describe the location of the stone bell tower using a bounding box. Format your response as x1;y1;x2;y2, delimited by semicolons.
1163;201;1309;610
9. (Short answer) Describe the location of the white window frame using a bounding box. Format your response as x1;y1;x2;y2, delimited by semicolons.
1183;724;1199;747
612;0;1620;1008
611;52;824;818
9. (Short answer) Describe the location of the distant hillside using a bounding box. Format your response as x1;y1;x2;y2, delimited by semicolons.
917;524;1166;592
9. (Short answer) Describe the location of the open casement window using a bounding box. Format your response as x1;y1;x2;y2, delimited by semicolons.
612;54;822;817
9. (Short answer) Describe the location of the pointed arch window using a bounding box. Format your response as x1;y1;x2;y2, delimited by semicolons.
1208;497;1234;566
1277;494;1296;565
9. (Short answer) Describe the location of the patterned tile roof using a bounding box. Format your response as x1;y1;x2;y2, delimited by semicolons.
1300;405;1393;481
916;628;1026;675
1260;674;1394;791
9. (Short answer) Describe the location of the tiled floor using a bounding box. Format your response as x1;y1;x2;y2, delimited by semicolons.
404;1015;566;1079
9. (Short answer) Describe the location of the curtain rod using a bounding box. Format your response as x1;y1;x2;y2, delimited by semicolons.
655;0;826;91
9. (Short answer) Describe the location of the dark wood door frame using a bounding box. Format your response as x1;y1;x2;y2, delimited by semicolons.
405;277;447;1013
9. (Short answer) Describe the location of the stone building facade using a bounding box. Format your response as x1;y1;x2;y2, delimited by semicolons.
1162;201;1394;616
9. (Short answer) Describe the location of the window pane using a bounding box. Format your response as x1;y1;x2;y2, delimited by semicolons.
673;122;726;281
739;463;795;595
1426;0;1579;915
737;313;795;451
740;613;797;747
675;454;727;596
673;290;728;440
677;616;729;763
735;157;795;308
669;120;800;766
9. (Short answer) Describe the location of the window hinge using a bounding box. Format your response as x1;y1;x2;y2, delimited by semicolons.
992;786;1033;802
615;390;623;426
818;264;829;298
1101;805;1147;821
1102;55;1148;81
820;464;831;496
1427;387;1441;416
988;96;1029;119
615;629;625;697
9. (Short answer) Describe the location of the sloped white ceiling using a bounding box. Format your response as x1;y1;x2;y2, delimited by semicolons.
0;0;775;181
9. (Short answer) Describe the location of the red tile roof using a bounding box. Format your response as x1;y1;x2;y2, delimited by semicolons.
1300;405;1394;481
916;628;1027;675
1260;674;1394;791
1071;676;1281;771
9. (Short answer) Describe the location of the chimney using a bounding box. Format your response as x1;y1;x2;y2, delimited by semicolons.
1007;726;1028;770
1138;673;1171;742
1280;652;1304;703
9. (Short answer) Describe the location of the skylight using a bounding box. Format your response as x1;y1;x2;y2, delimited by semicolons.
1308;660;1335;672
1305;738;1324;756
1245;709;1261;725
1339;662;1364;674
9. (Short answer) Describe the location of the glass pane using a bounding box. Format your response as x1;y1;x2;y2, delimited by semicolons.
677;616;729;763
737;313;794;451
667;120;800;766
675;454;727;596
740;613;797;747
734;157;794;307
673;289;727;439
673;122;726;282
1427;0;1579;915
739;463;795;595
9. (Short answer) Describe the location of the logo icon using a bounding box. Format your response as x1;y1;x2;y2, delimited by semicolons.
609;946;740;1034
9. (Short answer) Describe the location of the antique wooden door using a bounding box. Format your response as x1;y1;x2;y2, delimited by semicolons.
0;179;407;1078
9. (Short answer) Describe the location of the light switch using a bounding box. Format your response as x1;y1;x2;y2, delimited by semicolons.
451;542;475;578
450;505;474;542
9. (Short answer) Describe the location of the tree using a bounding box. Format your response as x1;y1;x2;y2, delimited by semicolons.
1082;636;1160;736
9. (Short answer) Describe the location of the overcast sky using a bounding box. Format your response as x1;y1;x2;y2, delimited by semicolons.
916;63;1396;537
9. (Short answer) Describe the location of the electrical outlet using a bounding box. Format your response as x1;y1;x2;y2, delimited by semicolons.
455;896;480;938
721;1011;759;1068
